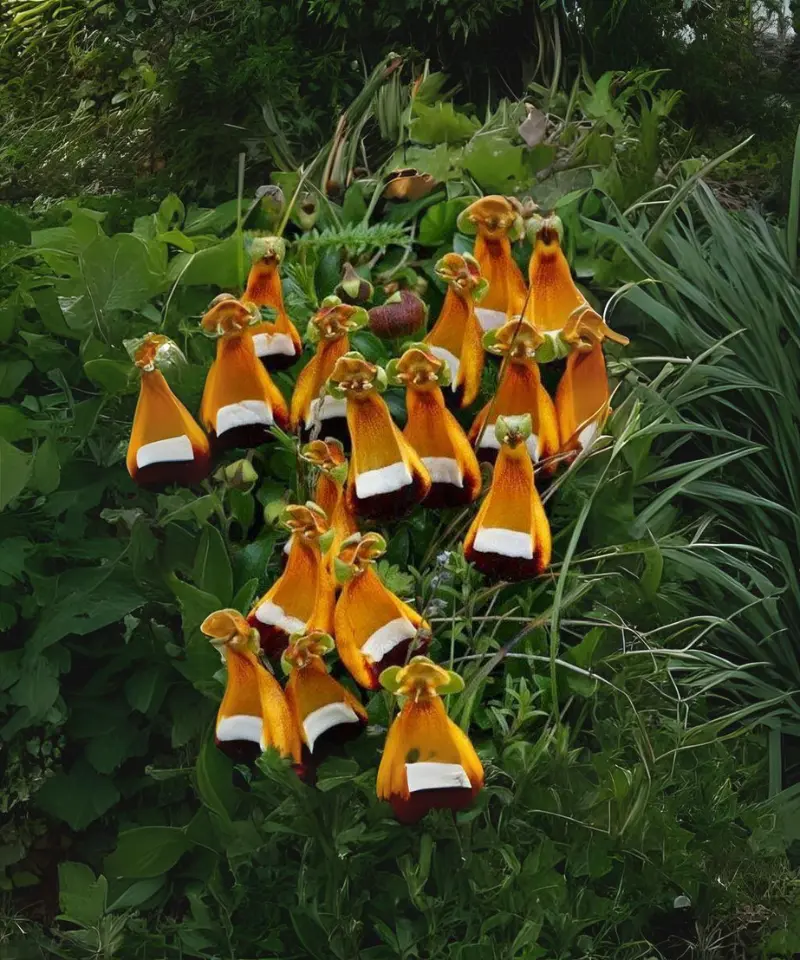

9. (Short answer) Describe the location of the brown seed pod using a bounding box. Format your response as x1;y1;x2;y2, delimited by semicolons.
368;290;428;340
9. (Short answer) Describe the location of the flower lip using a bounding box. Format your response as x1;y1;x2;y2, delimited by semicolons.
390;344;448;389
335;531;387;577
485;318;544;361
494;413;533;447
308;296;368;343
201;294;259;337
281;501;330;540
201;608;261;654
301;437;347;471
457;195;522;240
327;351;386;397
282;628;335;671
248;235;286;266
434;252;487;300
125;333;185;372
562;305;630;351
379;655;464;701
528;212;564;246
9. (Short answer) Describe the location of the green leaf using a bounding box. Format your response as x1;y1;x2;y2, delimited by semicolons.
104;826;190;879
0;206;31;245
0;438;31;510
341;182;368;225
125;665;168;715
169;234;240;288
83;359;137;395
193;524;233;605
418;198;471;248
31;438;61;495
106;876;165;912
31;287;85;339
10;655;60;719
58;862;107;927
195;737;238;822
80;233;168;318
183;199;239;236
462;135;527;193
0;406;38;442
410;101;480;144
36;759;120;831
0;359;33;398
169;575;222;631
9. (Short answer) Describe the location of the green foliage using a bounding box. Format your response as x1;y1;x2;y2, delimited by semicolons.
0;178;797;958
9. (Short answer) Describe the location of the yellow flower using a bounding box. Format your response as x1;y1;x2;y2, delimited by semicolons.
470;319;559;471
555;341;612;454
290;297;368;442
198;294;289;450
327;352;431;518
457;196;527;331
124;333;211;489
247;503;336;657
464;414;551;581
241;236;302;370
376;656;483;822
201;608;301;764
388;344;481;507
334;533;430;690
424;253;487;408
282;629;367;757
300;438;358;564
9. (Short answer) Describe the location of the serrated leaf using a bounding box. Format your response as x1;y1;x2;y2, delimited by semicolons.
410;101;480;144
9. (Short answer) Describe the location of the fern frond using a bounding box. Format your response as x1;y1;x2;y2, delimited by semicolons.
293;222;411;255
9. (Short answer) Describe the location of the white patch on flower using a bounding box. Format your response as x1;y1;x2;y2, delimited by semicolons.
254;600;306;635
216;400;273;436
475;307;507;332
422;456;463;486
473;527;533;559
252;332;296;357
306;396;347;427
355;462;413;499
216;714;262;745
361;617;416;662
406;762;470;792
427;346;460;390
136;435;193;469
303;702;360;753
577;421;599;450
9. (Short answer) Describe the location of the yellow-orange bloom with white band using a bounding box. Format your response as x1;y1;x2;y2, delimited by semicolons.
457;196;528;332
469;319;559;469
199;294;289;450
387;344;481;508
201;608;301;765
281;629;367;759
424;253;488;408
376;656;483;823
247;502;336;657
125;333;211;489
290;296;368;443
241;236;302;370
464;414;551;581
327;352;431;518
334;532;430;689
299;438;358;565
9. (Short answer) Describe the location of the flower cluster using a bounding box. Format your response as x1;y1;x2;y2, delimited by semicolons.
124;197;629;821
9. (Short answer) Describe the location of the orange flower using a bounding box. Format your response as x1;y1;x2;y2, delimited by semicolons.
201;608;301;764
555;340;612;454
241;236;302;370
327;352;431;518
457;196;527;331
300;438;358;562
424;253;488;408
464;414;551;581
247;503;336;657
387;344;481;508
334;532;430;690
198;294;289;450
124;334;211;489
376;657;483;823
469;319;559;469
524;213;629;347
282;629;367;757
290;296;368;444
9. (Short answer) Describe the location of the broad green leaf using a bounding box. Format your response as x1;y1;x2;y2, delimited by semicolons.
10;655;60;718
80;233;168;318
195;737;238;822
0;205;31;245
83;359;137;395
156;193;185;232
58;862;107;927
168;234;240;288
462;134;527;193
104;826;190;879
169;575;222;630
31;287;85;339
183;199;239;236
31;438;61;495
0;438;31;510
0;359;32;398
193;524;233;605
418;198;471;247
125;665;168;715
106;876;165;912
0;406;38;442
35;759;120;831
410;101;480;144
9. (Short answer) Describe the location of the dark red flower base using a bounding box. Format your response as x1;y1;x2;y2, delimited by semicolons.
351;472;429;520
246;615;290;659
210;424;276;452
423;478;481;509
299;417;351;451
390;786;478;824
301;715;367;770
465;547;546;582
214;737;262;765
130;448;212;491
257;351;300;374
